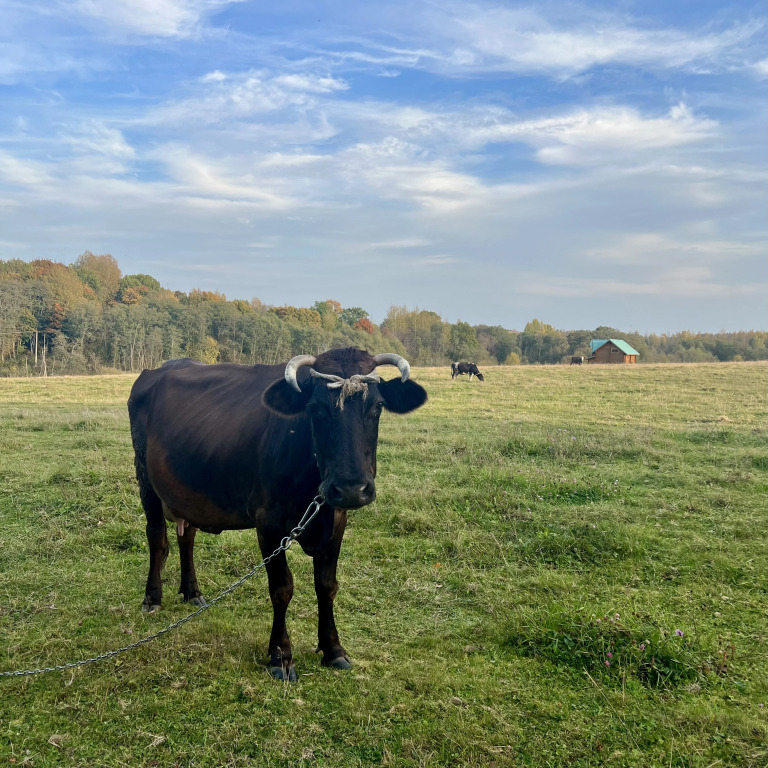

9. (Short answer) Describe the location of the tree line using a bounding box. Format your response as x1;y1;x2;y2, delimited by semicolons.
1;254;765;376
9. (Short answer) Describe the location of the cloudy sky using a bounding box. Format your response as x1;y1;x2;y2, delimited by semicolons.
1;0;765;332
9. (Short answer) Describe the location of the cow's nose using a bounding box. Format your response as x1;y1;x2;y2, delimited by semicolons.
325;478;376;509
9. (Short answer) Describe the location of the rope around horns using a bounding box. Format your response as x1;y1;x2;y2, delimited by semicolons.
309;370;380;410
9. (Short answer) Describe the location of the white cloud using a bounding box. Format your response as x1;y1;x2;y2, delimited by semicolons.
272;74;348;94
338;138;488;212
0;151;53;188
421;102;716;163
72;0;244;38
752;58;768;77
582;232;766;266
201;70;228;83
421;4;765;77
359;238;433;250
524;268;765;299
64;123;135;158
0;42;93;84
142;70;345;136
414;254;459;266
259;153;325;169
338;99;716;167
530;103;717;165
148;144;296;208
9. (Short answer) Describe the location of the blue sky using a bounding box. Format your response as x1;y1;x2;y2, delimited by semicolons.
1;0;765;332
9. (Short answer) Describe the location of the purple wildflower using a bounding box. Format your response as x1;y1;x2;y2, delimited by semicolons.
675;629;684;637
606;652;613;659
604;660;610;667
639;643;645;651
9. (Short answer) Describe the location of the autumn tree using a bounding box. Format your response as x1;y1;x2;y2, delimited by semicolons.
118;274;163;304
272;306;323;327
73;251;121;303
312;300;342;331
30;260;93;317
382;306;450;364
189;289;227;304
340;307;368;326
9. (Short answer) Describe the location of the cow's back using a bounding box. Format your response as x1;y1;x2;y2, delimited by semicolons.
128;359;205;457
128;359;316;524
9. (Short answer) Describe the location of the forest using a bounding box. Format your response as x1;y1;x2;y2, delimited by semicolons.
1;253;766;376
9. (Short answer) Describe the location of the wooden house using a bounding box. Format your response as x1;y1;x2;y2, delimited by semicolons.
588;339;639;364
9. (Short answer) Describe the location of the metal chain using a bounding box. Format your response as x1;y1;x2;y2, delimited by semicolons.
0;495;324;679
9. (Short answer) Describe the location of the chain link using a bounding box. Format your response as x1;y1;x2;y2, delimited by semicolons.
0;495;324;679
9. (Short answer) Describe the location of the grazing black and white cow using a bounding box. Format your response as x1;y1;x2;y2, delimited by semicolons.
451;361;484;382
128;347;427;681
570;356;584;365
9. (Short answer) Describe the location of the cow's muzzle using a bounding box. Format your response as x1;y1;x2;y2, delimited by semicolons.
322;477;376;509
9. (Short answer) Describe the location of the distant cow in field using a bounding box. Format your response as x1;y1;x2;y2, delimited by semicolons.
451;362;484;382
570;356;584;365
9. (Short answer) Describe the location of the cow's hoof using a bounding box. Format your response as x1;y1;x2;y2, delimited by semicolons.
141;602;160;614
270;665;298;683
324;654;352;671
188;595;207;608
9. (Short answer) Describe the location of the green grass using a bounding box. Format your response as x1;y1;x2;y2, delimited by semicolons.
0;363;766;767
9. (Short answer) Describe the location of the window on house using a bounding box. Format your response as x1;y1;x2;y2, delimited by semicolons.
611;347;620;353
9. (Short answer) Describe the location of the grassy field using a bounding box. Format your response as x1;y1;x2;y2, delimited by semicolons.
0;362;765;767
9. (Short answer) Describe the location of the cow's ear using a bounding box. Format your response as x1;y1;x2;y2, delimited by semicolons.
378;379;427;414
263;379;311;416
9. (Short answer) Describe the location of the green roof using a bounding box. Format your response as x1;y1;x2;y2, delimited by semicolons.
590;338;639;356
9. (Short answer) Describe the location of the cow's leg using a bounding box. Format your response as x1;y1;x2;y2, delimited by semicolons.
138;472;168;613
259;533;297;682
314;509;351;670
177;525;205;606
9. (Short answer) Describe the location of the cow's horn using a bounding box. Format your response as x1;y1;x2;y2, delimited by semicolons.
372;353;411;383
284;354;317;392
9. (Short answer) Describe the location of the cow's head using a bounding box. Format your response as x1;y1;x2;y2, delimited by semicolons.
263;348;427;509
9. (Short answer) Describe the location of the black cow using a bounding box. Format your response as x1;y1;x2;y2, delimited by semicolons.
570;356;584;365
451;361;484;382
128;347;427;681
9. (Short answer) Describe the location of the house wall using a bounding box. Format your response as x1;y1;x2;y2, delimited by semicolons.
590;345;637;364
